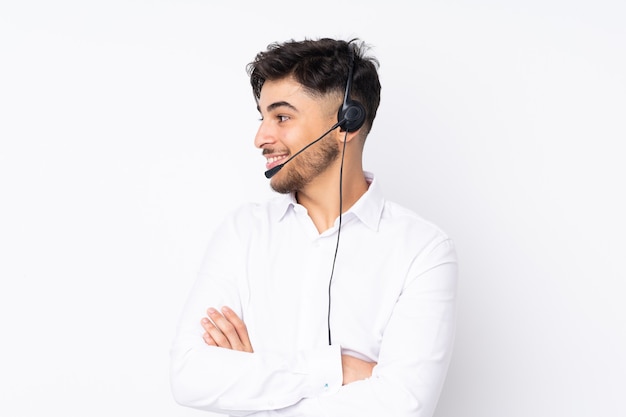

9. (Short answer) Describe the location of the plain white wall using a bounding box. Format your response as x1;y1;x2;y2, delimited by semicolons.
1;1;624;416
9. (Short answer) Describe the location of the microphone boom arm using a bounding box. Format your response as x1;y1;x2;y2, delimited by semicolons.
264;120;343;179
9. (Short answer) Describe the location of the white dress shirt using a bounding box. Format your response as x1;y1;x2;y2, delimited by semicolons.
170;172;458;417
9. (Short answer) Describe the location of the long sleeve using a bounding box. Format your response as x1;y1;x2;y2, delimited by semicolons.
170;337;342;415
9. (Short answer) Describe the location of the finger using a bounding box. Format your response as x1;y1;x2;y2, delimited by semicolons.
207;308;243;350
202;332;217;346
201;314;231;349
222;306;254;353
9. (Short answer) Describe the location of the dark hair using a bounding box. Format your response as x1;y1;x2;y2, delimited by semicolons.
247;37;381;134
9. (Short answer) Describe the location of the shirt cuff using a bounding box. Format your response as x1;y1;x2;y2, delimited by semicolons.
303;344;342;397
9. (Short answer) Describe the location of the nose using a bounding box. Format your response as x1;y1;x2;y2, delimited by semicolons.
254;119;276;149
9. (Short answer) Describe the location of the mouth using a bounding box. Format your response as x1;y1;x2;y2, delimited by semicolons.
264;153;289;170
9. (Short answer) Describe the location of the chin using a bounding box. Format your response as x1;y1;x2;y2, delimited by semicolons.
269;177;291;194
270;170;307;194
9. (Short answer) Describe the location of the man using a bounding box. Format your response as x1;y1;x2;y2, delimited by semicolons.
170;37;458;417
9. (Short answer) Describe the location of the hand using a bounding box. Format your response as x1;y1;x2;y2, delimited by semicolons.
201;306;254;353
341;354;377;385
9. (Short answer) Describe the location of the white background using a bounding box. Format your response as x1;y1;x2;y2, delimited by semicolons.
1;1;624;416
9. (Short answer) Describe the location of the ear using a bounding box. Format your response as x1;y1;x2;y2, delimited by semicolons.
335;129;361;143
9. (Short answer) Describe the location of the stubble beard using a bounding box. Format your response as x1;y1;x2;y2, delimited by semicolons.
270;139;340;194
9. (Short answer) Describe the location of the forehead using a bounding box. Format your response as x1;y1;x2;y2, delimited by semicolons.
258;77;308;107
257;76;339;114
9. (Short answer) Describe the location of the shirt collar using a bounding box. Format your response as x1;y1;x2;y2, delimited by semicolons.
269;171;384;231
349;171;384;231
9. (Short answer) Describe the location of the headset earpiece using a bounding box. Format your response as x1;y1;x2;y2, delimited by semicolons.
338;100;366;133
337;47;366;133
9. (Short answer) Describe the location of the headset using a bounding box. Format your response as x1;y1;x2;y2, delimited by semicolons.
261;43;367;346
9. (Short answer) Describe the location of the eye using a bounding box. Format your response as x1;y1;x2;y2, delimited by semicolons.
257;115;289;122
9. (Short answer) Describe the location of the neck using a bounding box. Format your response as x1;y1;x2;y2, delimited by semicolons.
296;159;368;233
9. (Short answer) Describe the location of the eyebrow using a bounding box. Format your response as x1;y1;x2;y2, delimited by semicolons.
257;101;299;114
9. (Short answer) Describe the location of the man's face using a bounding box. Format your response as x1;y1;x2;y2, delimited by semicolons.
254;76;341;194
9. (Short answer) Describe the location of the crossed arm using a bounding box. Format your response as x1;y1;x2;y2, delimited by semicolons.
201;306;376;385
171;234;458;416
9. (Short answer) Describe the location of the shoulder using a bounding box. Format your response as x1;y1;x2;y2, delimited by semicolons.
381;200;449;236
380;200;455;254
217;195;288;234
